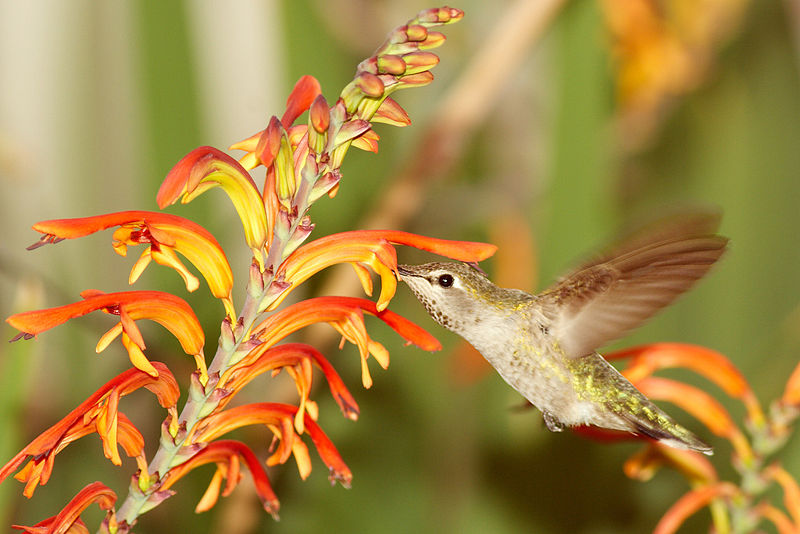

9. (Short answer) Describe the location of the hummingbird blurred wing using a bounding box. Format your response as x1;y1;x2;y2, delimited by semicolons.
538;233;728;359
573;209;722;271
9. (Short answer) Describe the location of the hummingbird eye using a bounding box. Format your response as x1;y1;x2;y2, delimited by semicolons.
437;274;454;288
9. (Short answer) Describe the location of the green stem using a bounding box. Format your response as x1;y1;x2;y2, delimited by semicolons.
112;202;311;531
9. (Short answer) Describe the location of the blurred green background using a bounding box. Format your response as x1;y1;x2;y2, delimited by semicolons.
1;0;799;532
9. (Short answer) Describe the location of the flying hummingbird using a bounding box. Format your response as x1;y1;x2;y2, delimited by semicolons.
398;214;727;454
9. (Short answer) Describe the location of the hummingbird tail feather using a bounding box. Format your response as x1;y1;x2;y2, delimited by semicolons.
619;412;714;455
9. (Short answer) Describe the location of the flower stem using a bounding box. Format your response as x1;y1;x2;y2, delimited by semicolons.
114;234;296;529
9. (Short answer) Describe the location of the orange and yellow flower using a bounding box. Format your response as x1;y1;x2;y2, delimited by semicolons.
157;146;268;260
158;440;280;518
220;343;359;432
29;211;235;318
244;296;440;389
0;363;178;497
193;403;351;486
7;290;205;379
271;229;497;312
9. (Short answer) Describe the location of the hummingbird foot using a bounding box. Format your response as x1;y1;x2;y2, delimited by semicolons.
543;411;565;432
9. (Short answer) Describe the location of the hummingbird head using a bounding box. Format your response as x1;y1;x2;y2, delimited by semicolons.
397;262;507;336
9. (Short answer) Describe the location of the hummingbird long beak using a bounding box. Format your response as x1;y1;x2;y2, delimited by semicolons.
396;265;419;278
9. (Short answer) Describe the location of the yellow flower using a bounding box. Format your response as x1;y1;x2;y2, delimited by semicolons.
157;146;268;260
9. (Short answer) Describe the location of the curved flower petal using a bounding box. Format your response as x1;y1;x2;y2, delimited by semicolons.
781;360;800;407
159;440;279;518
157;146;267;255
764;464;800;527
194;403;352;487
221;343;359;422
281;75;322;128
654;482;739;534
755;502;797;534
1;363;177;496
28;211;234;315
249;296;440;388
624;443;718;485
271;230;497;312
7;291;204;377
12;481;117;534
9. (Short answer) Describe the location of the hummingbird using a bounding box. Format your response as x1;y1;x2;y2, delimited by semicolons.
398;214;727;454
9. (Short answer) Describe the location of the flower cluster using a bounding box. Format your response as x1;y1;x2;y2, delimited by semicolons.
584;343;800;533
600;0;751;150
3;7;497;533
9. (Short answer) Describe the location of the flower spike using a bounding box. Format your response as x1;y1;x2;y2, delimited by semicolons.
5;7;475;527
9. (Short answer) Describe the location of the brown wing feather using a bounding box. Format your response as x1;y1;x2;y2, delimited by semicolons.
567;209;722;275
539;231;728;359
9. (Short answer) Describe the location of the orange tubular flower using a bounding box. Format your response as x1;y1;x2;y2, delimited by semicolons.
624;443;718;486
28;211;235;318
246;296;441;388
157;146;268;259
781;360;800;407
10;414;144;500
194;403;352;487
764;464;800;528
7;290;205;378
654;482;739;534
230;75;323;170
271;230;498;312
12;481;118;534
220;343;359;432
158;440;280;518
0;363;177;497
